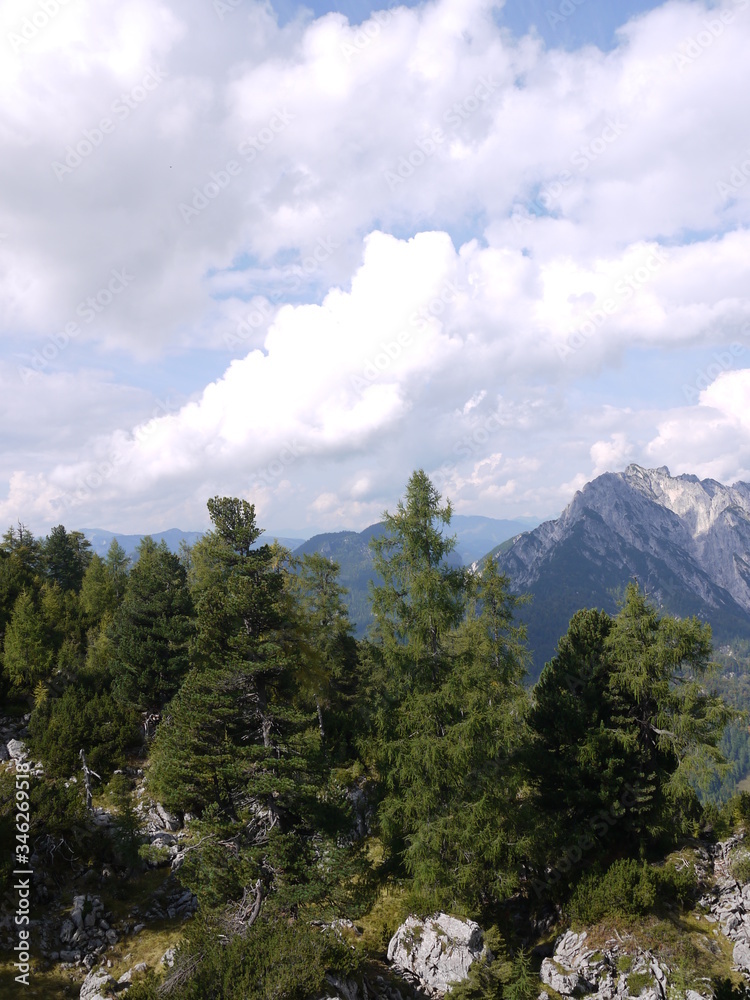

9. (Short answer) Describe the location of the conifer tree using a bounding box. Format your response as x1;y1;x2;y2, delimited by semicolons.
365;471;529;907
80;554;117;625
105;538;130;601
528;585;733;861
289;552;359;760
42;525;92;592
0;523;42;635
109;538;194;711
3;590;55;690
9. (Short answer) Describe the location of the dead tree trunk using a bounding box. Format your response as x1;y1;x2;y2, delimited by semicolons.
79;749;100;812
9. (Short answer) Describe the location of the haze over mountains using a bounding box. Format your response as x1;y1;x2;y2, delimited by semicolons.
80;467;750;675
493;465;750;675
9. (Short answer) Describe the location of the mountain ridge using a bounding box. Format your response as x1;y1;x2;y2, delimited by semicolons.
492;464;750;676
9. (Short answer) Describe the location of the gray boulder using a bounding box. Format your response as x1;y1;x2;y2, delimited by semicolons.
540;958;580;996
7;738;27;762
80;968;117;1000
734;940;750;973
387;913;490;994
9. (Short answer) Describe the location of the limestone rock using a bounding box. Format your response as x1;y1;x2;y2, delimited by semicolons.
80;969;117;1000
387;913;490;994
7;738;27;762
540;958;580;996
734;940;750;973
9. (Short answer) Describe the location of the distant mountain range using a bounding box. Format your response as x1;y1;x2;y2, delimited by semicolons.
492;465;750;678
293;515;537;634
82;469;750;679
80;528;305;560
81;515;538;636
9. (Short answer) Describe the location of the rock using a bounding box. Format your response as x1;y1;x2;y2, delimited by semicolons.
161;947;176;967
133;962;148;973
60;919;75;944
734;940;750;972
540;958;580;996
133;923;145;935
387;913;490;994
7;738;27;762
80;968;117;1000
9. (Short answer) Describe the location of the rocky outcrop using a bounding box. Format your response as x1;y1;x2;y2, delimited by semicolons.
492;465;750;670
538;929;671;1000
698;834;750;975
387;914;490;995
56;894;118;968
79;967;118;1000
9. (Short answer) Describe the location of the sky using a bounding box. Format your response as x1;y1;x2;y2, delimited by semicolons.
1;0;750;536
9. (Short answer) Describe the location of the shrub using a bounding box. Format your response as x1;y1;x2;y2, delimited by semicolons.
29;686;140;779
656;860;697;908
730;849;750;885
162;915;363;1000
568;859;657;924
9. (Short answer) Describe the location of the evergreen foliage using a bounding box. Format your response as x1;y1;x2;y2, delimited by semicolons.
109;537;194;710
527;586;733;869
0;484;744;999
42;524;92;591
365;470;530;908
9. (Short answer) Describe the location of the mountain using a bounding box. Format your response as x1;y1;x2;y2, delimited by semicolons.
80;528;306;560
294;514;538;636
490;465;750;678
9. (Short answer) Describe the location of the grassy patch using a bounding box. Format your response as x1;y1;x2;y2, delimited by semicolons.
357;885;411;958
0;960;76;1000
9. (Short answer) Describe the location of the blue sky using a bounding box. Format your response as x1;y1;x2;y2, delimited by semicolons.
1;0;749;534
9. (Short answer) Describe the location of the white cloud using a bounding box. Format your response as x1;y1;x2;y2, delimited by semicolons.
2;0;750;532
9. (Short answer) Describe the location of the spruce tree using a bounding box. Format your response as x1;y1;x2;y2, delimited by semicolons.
109;538;194;711
42;525;92;592
527;585;733;864
365;471;529;908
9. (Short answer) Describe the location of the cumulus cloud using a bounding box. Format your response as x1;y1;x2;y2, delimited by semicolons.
2;0;750;532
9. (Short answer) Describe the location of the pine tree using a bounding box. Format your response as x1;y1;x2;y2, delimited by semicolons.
365;471;529;907
3;590;55;690
105;539;130;601
289;552;359;760
109;538;194;711
527;585;734;863
0;523;42;635
80;554;117;625
42;525;92;592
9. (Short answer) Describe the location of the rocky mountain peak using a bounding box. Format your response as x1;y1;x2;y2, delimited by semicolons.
493;465;750;675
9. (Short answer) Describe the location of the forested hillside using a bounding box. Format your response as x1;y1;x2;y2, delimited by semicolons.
1;472;749;999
